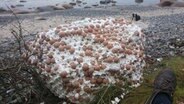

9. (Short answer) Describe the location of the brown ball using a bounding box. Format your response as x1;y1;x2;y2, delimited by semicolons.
107;43;113;49
60;71;68;78
70;62;77;69
45;65;51;73
83;86;92;93
77;57;83;63
82;63;89;71
53;42;60;48
69;48;75;54
85;50;93;56
59;45;65;51
104;57;113;63
94;65;101;71
59;31;66;37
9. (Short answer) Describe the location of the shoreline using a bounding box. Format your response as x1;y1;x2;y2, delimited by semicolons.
0;5;184;58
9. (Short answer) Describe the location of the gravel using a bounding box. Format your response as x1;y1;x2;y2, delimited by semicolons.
0;5;184;58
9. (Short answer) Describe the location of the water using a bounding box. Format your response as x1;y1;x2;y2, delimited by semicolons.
0;0;160;10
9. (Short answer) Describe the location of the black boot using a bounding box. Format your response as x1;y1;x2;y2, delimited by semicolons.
145;68;177;104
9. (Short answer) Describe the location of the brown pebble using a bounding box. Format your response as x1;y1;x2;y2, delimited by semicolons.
83;86;92;93
85;50;93;56
77;57;83;63
90;78;96;84
104;57;113;63
47;52;54;58
82;63;89;71
94;65;101;71
45;65;51;73
50;58;55;64
65;45;71;50
113;57;120;63
59;45;65;51
125;49;132;55
100;64;106;69
70;62;77;69
59;31;66;37
112;48;120;53
107;43;113;49
69;48;75;54
103;78;109;84
73;81;80;88
60;71;68;78
96;78;103;84
46;58;51;65
53;42;60;48
55;29;60;33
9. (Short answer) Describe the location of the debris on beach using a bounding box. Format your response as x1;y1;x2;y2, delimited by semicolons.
23;17;145;103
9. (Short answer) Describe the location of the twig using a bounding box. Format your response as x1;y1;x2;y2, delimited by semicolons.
97;85;111;104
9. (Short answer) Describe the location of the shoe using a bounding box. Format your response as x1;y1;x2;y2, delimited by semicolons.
145;68;177;104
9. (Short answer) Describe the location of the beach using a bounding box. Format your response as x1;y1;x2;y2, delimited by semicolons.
1;5;184;58
0;3;184;104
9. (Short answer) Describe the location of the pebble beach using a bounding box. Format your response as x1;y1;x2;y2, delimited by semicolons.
1;5;184;58
0;1;184;103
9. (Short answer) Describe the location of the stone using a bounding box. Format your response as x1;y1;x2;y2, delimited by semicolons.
12;8;33;14
84;6;92;9
92;4;99;7
36;6;54;12
76;0;82;3
135;0;143;3
160;0;176;2
16;4;24;7
0;8;6;13
10;5;16;8
52;5;65;10
112;3;116;6
158;1;174;7
83;2;87;5
172;2;184;7
20;0;27;2
62;4;73;9
111;0;117;3
69;2;77;6
100;0;111;4
35;17;47;20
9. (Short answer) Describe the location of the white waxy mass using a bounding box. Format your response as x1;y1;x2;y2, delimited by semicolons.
23;17;145;103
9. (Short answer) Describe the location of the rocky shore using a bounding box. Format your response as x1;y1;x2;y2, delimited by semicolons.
0;4;184;104
1;5;184;58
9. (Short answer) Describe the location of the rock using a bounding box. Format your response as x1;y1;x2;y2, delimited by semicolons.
100;0;111;4
111;0;117;3
135;0;143;3
76;0;82;3
20;0;27;2
83;2;87;5
172;2;184;7
35;17;47;20
69;2;77;6
158;1;174;7
0;8;6;13
92;4;99;7
160;0;176;2
52;5;65;10
12;8;32;14
11;5;16;8
16;4;24;7
36;6;54;12
84;6;92;9
112;3;116;6
62;4;73;9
